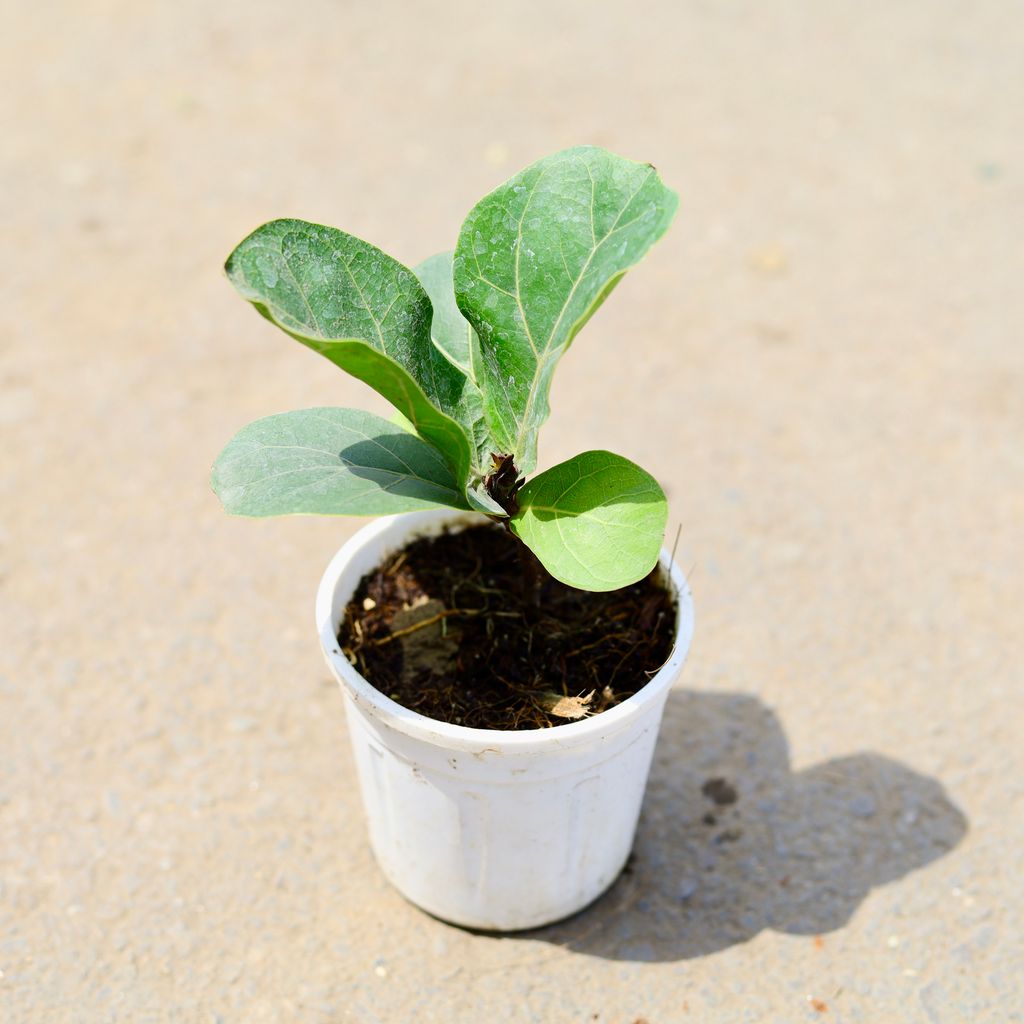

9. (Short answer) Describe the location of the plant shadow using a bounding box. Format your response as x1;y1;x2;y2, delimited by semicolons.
529;690;968;961
337;435;462;503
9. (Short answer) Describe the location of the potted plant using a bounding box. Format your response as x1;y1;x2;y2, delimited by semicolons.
212;146;695;931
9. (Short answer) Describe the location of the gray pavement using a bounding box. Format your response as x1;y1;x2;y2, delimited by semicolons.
2;1;1022;1020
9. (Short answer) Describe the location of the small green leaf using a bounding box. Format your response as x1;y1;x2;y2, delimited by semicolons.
510;450;667;591
415;251;494;472
212;408;470;517
226;219;473;484
388;408;418;434
415;251;484;382
454;147;678;474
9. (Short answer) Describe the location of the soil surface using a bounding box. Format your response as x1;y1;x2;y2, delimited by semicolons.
338;523;676;730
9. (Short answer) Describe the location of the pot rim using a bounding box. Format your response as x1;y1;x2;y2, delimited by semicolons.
317;510;694;753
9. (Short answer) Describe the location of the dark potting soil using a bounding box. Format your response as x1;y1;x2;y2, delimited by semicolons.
338;523;676;731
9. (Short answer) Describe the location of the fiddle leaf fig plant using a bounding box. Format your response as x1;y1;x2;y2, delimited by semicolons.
212;145;678;591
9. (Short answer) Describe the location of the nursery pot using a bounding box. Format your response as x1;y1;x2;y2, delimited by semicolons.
317;509;695;931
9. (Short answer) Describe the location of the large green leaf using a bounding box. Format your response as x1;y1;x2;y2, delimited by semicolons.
226;219;473;484
510;450;667;591
453;146;678;474
212;408;470;517
414;251;494;473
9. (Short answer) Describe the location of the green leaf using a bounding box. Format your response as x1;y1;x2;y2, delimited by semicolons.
225;219;473;484
415;251;484;382
211;408;470;517
510;450;667;591
414;251;494;472
454;146;678;474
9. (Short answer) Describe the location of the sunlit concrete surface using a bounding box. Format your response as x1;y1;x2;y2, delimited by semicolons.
1;2;1021;1020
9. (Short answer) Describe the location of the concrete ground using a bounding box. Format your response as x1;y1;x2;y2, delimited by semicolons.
2;1;1022;1020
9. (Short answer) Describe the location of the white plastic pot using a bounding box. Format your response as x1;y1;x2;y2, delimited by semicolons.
317;509;694;931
